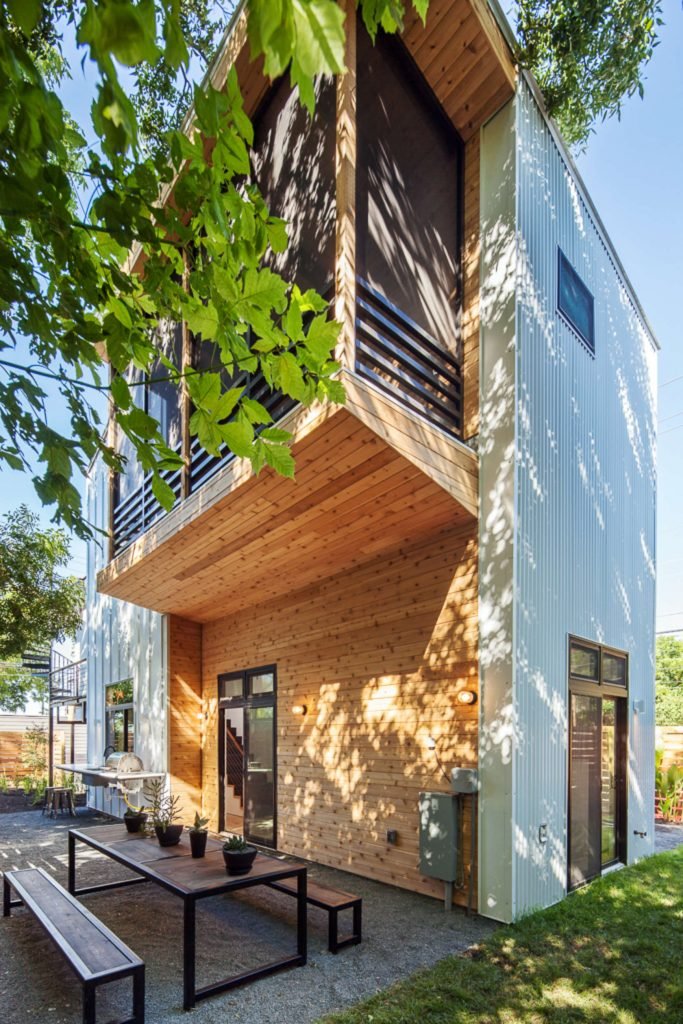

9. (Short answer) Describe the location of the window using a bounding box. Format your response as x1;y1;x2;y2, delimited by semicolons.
105;680;135;753
558;249;595;354
569;638;628;694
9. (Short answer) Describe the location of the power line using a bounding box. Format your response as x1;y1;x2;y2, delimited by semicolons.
659;422;683;437
659;373;683;390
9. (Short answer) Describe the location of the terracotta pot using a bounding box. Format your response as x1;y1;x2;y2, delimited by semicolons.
155;823;183;847
190;830;208;858
223;846;257;875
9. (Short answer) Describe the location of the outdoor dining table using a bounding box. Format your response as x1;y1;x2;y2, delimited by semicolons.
67;824;307;1010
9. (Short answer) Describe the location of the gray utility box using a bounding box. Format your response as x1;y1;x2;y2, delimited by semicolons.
451;767;479;794
418;792;459;882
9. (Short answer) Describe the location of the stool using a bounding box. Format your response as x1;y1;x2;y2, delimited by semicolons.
43;787;76;818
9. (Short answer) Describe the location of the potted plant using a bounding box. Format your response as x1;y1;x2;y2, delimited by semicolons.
222;835;257;875
188;812;209;858
146;780;184;847
123;796;148;833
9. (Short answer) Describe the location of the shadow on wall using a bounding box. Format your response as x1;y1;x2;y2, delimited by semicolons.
202;522;478;893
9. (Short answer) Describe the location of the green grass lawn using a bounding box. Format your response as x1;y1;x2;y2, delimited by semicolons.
320;848;683;1024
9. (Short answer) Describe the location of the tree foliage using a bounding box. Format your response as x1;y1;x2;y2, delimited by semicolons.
656;635;683;726
0;505;83;660
517;0;663;149
0;0;664;542
0;659;48;713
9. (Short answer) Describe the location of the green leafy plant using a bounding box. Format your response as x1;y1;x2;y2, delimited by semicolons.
189;811;209;833
0;771;9;793
20;724;48;785
655;749;683;822
31;775;48;805
145;778;182;831
223;834;248;851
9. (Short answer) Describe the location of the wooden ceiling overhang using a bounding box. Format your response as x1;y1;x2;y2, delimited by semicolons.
97;372;478;623
401;0;516;141
127;0;515;276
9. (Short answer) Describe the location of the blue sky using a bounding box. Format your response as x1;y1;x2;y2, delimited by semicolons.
1;3;682;633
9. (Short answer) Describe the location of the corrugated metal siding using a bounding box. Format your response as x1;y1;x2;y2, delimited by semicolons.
84;457;168;816
513;80;657;916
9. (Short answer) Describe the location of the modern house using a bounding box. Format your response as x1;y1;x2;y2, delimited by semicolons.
80;0;657;923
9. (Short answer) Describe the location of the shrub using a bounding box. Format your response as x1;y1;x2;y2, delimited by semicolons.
655;684;683;726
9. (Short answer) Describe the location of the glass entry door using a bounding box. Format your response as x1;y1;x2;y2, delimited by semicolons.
218;667;276;847
569;693;624;889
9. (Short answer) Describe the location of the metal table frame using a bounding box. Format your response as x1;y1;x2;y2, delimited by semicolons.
68;826;307;1011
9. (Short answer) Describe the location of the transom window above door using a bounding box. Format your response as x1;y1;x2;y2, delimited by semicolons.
569;638;627;695
219;668;275;702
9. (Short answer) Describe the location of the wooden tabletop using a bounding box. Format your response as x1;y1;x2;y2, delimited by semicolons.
70;824;306;899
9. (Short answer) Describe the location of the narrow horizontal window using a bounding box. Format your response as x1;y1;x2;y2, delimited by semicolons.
602;652;627;687
558;249;595;353
570;641;600;682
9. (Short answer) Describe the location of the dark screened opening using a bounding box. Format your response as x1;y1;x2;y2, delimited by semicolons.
558;249;595;353
356;24;462;357
251;74;336;296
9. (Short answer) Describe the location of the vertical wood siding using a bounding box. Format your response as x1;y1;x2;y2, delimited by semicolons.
513;80;657;915
201;522;479;906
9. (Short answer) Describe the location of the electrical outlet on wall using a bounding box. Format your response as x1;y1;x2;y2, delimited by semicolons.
538;823;548;844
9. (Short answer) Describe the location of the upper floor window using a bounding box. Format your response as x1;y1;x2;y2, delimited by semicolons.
558;249;595;354
105;680;135;753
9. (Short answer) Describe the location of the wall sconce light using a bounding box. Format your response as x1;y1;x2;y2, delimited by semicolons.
632;699;645;715
291;704;308;716
457;690;477;706
426;735;436;751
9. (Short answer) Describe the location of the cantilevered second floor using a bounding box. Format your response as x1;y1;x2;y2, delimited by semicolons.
96;0;514;617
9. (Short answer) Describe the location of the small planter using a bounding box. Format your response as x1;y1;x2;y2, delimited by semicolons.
124;812;148;834
189;831;208;859
155;823;184;847
223;846;257;876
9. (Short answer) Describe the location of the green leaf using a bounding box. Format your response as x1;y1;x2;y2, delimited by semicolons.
111;375;131;411
263;443;295;478
151;473;176;511
276;351;306;401
214;387;244;421
186;371;221;411
303;314;341;365
80;0;160;67
261;427;292;443
241;397;272;425
185;303;219;341
7;0;42;36
291;0;346;78
220;419;255;459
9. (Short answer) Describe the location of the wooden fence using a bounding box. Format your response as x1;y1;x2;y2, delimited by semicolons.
656;726;683;770
0;715;86;781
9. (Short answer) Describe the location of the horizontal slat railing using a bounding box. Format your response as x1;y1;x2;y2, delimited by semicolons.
111;284;335;555
112;442;183;556
355;276;462;438
188;369;297;494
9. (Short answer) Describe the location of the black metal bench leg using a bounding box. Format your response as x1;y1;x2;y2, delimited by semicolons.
328;908;339;953
133;965;145;1024
183;898;196;1011
3;875;10;918
353;900;362;945
82;982;96;1024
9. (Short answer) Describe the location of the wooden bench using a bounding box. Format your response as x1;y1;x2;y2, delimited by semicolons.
3;867;144;1024
268;876;362;953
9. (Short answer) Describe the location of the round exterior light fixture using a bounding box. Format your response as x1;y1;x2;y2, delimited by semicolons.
291;704;308;716
456;690;477;706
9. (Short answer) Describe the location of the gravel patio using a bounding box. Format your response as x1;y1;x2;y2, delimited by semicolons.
0;810;495;1024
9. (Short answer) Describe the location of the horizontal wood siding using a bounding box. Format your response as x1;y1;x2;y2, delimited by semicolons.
168;616;203;819
201;520;479;907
